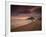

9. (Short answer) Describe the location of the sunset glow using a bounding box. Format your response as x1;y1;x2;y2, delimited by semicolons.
11;16;30;19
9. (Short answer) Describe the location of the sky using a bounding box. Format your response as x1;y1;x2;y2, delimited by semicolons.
11;5;42;18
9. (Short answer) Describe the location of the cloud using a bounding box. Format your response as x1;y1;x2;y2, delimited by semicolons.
11;5;41;17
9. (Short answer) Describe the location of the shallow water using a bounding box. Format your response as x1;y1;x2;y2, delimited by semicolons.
11;19;32;29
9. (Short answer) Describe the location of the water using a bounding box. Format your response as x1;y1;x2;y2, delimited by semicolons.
11;19;32;29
